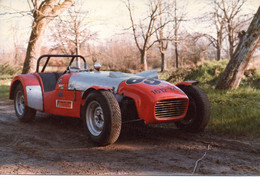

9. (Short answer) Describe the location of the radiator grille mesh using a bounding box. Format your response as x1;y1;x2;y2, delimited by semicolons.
155;99;188;119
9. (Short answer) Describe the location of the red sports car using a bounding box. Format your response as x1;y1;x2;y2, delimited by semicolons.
9;54;210;146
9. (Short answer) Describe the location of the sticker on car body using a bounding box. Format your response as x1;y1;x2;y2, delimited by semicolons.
58;84;64;89
56;100;73;109
151;86;183;94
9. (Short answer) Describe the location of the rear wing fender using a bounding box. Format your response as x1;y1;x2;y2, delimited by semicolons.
176;81;198;86
9;74;43;111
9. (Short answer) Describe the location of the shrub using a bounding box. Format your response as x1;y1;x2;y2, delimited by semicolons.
184;59;228;84
241;68;260;89
0;63;21;80
0;63;21;76
160;60;228;84
160;59;260;89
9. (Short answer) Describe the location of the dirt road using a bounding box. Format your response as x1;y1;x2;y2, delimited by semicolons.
0;99;259;175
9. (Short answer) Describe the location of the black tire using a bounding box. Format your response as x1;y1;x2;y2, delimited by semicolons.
175;85;210;132
83;90;122;146
14;84;36;122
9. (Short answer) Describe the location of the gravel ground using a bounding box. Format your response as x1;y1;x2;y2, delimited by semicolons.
0;99;259;175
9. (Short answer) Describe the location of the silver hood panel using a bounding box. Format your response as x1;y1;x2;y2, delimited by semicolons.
68;70;158;92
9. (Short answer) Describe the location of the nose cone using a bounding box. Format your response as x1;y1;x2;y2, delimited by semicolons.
117;78;189;124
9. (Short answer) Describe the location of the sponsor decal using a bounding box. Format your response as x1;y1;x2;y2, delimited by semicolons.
151;87;183;94
56;100;73;109
58;84;64;89
58;92;63;97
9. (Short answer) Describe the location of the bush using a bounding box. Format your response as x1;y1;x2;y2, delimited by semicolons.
184;60;228;84
160;59;260;89
241;68;260;89
159;60;228;84
0;63;21;78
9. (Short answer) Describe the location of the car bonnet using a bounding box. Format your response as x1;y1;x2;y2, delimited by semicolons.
68;71;155;92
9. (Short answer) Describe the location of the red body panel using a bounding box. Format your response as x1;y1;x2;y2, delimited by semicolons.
39;73;81;118
117;80;189;124
9;74;41;105
39;73;111;118
43;90;82;118
176;81;198;86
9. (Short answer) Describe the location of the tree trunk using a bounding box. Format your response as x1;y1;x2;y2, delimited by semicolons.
140;50;148;71
216;7;260;90
22;19;48;74
75;33;80;67
216;45;221;61
22;0;74;74
228;26;234;59
216;31;222;61
160;52;165;72
175;41;179;68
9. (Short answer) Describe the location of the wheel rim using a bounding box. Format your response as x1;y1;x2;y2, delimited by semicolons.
15;90;25;116
86;101;104;136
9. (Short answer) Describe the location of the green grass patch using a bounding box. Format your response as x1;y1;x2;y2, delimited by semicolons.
0;85;9;99
202;86;260;137
0;79;11;99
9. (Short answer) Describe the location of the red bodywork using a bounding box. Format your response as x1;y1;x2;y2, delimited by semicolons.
10;74;41;106
10;73;114;119
10;72;190;124
118;80;189;124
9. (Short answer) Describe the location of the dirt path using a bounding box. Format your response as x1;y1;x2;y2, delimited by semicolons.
0;99;259;175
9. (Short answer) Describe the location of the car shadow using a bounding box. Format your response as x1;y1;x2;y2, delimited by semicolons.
32;112;205;148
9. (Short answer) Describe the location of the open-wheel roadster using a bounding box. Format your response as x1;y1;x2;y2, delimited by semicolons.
9;54;210;146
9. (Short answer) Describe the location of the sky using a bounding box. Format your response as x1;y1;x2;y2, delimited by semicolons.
0;0;259;53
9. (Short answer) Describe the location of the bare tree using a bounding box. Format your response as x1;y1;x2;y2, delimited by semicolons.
178;32;209;67
215;0;252;59
155;0;173;72
172;0;187;68
49;2;97;66
202;0;226;61
22;0;75;74
86;39;139;71
125;0;160;71
216;7;260;90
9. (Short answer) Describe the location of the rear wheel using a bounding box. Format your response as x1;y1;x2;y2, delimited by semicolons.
175;85;210;132
83;90;122;146
14;84;36;122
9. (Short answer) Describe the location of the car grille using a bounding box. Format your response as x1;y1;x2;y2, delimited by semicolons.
155;99;188;119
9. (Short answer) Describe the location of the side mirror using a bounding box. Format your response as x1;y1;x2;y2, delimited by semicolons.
94;62;101;71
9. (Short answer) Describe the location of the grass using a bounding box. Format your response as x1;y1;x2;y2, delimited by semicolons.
0;79;11;99
202;86;260;137
0;85;9;99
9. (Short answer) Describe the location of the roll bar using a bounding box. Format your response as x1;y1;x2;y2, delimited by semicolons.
36;54;87;73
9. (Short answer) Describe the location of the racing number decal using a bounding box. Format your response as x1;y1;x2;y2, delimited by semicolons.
143;78;161;85
126;78;161;85
126;78;184;94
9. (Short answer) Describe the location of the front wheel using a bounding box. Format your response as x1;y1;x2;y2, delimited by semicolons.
14;84;36;122
83;90;122;146
175;85;210;132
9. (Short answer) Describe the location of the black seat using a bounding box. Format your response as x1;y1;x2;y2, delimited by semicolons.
39;73;62;92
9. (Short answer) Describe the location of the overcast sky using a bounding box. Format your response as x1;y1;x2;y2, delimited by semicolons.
0;0;259;53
